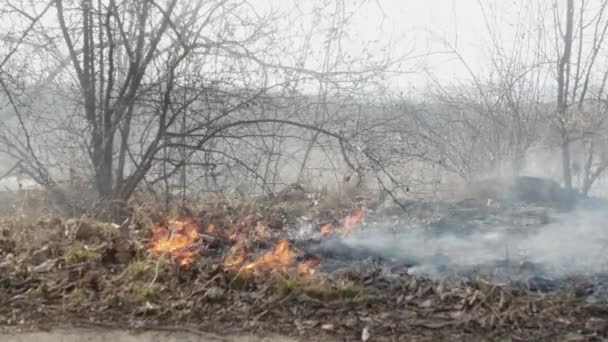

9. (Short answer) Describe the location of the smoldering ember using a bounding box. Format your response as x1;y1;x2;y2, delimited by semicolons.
3;1;608;342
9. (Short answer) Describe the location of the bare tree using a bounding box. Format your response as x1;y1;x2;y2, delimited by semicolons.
0;0;404;217
551;0;608;192
404;0;608;198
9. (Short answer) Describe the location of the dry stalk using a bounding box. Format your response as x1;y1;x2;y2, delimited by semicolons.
146;225;178;289
249;290;296;325
184;273;222;300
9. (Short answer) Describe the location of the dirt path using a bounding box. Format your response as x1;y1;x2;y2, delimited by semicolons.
0;328;298;342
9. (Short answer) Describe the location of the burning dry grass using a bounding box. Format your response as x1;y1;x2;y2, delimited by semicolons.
142;194;368;278
144;205;367;280
0;191;606;340
319;207;366;236
148;219;203;267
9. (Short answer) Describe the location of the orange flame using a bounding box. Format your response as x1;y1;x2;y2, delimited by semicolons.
243;239;294;273
320;223;333;236
318;208;366;236
149;219;201;267
223;240;320;277
223;246;247;271
343;208;365;232
297;257;321;278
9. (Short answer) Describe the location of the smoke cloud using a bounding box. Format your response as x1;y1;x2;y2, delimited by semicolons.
325;204;608;280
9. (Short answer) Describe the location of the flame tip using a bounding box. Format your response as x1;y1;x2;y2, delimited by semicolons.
149;217;202;267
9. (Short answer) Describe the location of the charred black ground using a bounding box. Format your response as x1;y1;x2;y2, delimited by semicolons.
298;177;608;297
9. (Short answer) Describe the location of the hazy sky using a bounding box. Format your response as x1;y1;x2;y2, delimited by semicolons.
353;0;542;88
0;0;542;92
261;0;546;91
249;0;495;89
286;0;561;91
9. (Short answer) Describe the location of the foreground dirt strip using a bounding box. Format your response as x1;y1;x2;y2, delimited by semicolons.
0;328;297;342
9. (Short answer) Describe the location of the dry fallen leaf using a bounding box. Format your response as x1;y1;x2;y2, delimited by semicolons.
321;323;334;331
563;332;586;341
361;327;370;341
29;258;58;273
205;286;226;301
419;299;433;308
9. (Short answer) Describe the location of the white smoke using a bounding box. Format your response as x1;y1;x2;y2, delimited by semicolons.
334;205;608;280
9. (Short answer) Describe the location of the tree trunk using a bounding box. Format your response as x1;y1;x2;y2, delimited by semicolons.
557;0;575;191
581;140;594;195
561;140;573;190
511;147;526;175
